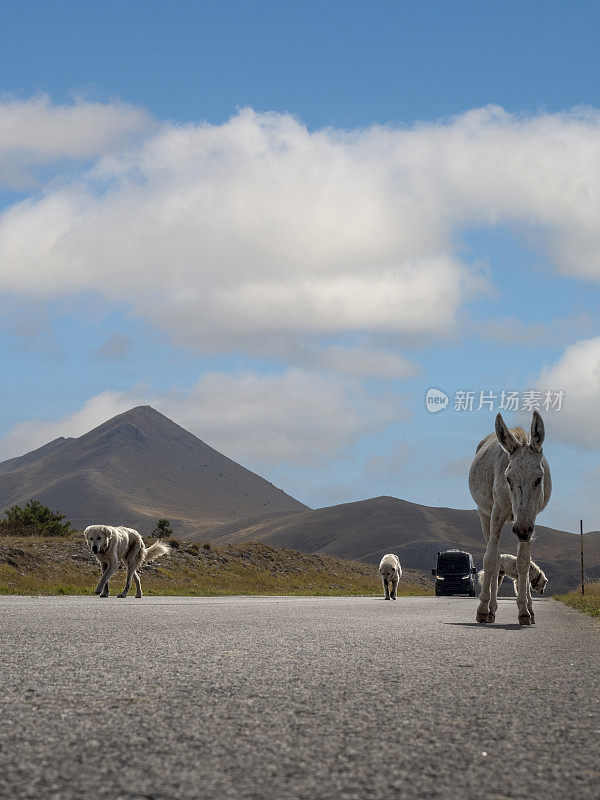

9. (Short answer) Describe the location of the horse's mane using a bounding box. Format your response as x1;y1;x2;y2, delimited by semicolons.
509;426;529;446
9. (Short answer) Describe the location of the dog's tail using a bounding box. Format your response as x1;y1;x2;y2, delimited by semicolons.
143;540;170;564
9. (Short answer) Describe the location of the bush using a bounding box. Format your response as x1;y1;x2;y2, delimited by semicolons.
152;518;174;539
0;499;72;537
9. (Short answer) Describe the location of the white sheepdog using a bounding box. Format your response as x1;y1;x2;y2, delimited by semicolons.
84;524;170;598
478;553;548;596
379;554;402;600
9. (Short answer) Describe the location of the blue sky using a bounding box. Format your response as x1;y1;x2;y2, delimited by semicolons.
3;1;600;125
1;1;600;531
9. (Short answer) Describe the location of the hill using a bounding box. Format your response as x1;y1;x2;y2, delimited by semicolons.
0;406;307;537
207;495;600;594
0;533;432;597
1;408;595;594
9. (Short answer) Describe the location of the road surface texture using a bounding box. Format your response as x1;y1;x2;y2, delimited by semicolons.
0;595;599;800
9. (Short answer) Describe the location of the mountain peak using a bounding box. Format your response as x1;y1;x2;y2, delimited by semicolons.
122;405;162;417
80;405;187;446
102;405;171;426
0;405;308;536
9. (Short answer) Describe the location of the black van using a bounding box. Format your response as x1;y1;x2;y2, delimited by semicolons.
432;549;477;596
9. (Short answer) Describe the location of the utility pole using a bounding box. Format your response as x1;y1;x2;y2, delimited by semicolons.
580;519;585;596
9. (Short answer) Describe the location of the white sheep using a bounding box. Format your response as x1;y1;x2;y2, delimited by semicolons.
379;554;402;600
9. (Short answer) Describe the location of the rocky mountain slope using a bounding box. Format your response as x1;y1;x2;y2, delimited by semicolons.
208;495;600;594
0;406;307;537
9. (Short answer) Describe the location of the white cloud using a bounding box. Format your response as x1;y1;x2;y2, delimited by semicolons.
0;371;400;467
0;95;154;189
536;337;600;448
0;106;478;356
305;344;418;379
2;103;600;358
164;369;398;466
0;390;140;458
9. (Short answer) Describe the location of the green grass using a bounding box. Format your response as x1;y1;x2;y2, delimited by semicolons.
555;581;600;618
0;533;433;597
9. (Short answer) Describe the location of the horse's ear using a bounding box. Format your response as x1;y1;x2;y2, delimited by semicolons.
530;410;545;452
495;413;519;454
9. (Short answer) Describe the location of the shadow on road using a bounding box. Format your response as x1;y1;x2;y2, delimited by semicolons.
445;622;529;630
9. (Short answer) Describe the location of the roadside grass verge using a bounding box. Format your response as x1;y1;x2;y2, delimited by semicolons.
555;581;600;618
0;533;433;597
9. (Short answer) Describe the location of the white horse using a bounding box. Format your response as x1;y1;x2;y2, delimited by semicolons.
469;411;551;625
379;554;402;600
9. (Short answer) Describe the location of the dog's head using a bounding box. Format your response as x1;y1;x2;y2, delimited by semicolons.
84;525;111;555
379;558;399;582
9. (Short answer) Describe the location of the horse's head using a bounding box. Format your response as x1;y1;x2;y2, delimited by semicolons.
496;410;546;542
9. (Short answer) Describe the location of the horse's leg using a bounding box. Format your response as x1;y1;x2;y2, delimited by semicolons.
477;508;503;623
487;519;502;622
391;574;398;600
476;510;491;622
516;540;532;625
479;508;491;545
133;571;143;598
527;577;534;624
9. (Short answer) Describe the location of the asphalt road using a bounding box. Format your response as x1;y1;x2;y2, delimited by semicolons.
0;595;599;800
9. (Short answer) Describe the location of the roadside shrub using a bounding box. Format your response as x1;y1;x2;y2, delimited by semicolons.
0;500;72;537
152;518;173;538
